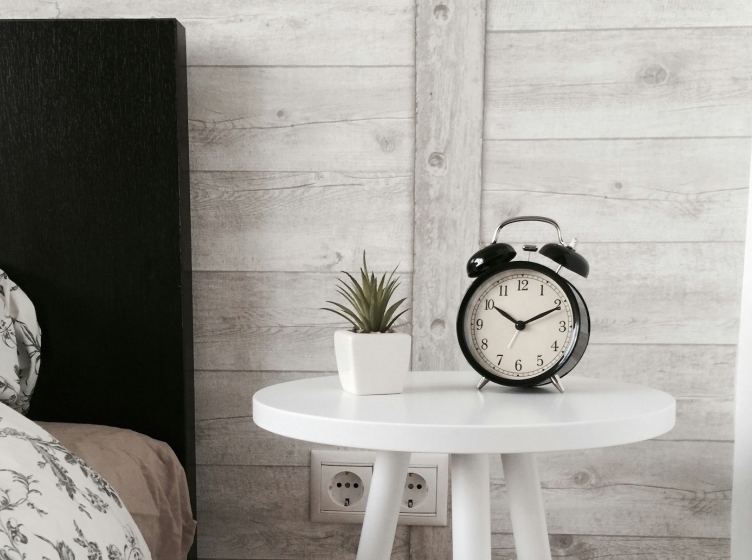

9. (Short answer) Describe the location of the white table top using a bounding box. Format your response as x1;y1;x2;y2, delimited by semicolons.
253;371;676;454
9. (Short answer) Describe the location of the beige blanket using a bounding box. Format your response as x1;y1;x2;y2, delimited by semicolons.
39;422;196;560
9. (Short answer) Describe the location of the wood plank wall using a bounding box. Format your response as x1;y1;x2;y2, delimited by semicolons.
4;1;751;559
474;1;750;558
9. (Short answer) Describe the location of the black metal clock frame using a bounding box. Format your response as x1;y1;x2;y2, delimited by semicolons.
456;260;590;389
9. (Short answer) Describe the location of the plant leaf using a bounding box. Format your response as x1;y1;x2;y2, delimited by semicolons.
386;308;410;331
326;301;366;331
321;308;359;330
380;298;407;331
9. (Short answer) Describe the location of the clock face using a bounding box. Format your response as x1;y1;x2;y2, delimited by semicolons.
460;266;578;381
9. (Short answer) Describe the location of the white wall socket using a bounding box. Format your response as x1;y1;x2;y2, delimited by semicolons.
310;450;448;526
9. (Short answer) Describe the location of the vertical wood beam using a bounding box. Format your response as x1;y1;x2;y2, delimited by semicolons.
412;0;488;371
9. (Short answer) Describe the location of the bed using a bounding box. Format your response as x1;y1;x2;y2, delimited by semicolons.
0;19;196;560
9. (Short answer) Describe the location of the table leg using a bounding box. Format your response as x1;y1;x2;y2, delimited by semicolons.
356;450;411;560
501;453;552;560
451;454;492;560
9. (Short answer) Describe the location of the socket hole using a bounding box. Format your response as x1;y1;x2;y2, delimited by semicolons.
354;483;359;488
345;483;351;488
337;483;342;487
417;484;422;489
408;484;414;489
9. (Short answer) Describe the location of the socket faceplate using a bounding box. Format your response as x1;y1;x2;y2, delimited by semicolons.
310;450;448;526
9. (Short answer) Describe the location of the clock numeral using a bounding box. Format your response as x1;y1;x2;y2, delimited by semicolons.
496;354;503;365
551;341;559;351
540;285;544;296
517;279;528;291
481;338;488;350
515;359;522;371
499;285;508;296
537;355;543;367
476;319;483;330
485;299;495;310
555;299;561;306
559;321;567;332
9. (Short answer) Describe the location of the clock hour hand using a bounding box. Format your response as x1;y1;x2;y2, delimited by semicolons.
494;306;518;324
523;305;561;325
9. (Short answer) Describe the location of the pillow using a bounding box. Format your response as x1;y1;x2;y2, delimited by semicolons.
0;270;41;414
0;402;151;560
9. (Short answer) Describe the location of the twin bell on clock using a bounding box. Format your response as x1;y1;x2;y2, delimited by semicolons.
456;216;590;393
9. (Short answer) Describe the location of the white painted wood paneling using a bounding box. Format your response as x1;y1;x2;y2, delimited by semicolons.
487;0;752;31
191;172;413;272
484;28;752;139
1;0;415;66
412;0;487;370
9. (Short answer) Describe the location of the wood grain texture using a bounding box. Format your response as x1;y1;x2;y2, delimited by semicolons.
197;466;411;560
484;27;752;139
473;243;744;345
491;533;730;559
188;65;414;172
4;0;415;66
487;0;752;30
488;441;732;538
191;172;413;272
412;0;487;371
482;138;750;243
193;272;413;370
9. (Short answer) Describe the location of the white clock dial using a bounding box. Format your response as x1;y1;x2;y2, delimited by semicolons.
463;269;575;380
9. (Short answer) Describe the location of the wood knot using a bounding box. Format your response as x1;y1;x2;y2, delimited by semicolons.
551;534;575;549
427;152;447;175
573;470;591;486
276;109;286;119
614;181;623;190
642;64;667;85
430;319;445;333
433;4;450;21
379;136;396;153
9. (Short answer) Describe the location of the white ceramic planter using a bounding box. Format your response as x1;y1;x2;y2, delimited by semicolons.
334;330;411;395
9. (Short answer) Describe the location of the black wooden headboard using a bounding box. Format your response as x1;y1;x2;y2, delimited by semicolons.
0;19;195;521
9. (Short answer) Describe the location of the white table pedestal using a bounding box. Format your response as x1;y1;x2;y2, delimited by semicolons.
253;372;676;560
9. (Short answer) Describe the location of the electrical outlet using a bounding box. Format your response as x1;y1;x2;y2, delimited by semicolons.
311;450;448;526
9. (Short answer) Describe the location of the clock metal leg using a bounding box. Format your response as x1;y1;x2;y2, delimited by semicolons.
477;376;489;390
451;454;492;560
356;450;410;560
551;374;564;393
501;453;553;560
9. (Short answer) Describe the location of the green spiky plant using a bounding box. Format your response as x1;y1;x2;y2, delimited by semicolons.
323;252;409;333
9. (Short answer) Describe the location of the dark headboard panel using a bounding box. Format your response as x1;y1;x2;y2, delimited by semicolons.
0;18;195;518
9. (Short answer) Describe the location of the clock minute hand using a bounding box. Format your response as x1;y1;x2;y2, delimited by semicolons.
493;307;518;324
523;306;561;325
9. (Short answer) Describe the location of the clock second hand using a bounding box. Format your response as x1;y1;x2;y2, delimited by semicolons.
507;330;519;348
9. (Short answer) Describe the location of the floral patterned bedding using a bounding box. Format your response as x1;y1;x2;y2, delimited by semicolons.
0;402;152;560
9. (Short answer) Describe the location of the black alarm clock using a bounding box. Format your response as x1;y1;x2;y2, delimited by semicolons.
457;216;590;393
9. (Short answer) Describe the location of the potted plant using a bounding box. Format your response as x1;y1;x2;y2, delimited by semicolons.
323;253;411;395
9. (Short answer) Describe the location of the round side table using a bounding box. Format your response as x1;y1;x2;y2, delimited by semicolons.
253;371;675;560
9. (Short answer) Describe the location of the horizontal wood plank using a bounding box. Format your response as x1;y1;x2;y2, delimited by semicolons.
191;172;413;272
489;441;732;538
188;67;413;130
7;0;415;66
491;533;730;559
487;0;752;30
484;28;752;139
197;465;410;559
194;272;413;371
482;138;750;242
190;118;413;172
577;344;736;398
471;243;743;345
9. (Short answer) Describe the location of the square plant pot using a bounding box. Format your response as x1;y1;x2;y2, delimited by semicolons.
334;330;411;395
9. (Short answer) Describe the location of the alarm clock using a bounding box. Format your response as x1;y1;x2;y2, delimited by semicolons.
456;216;590;392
